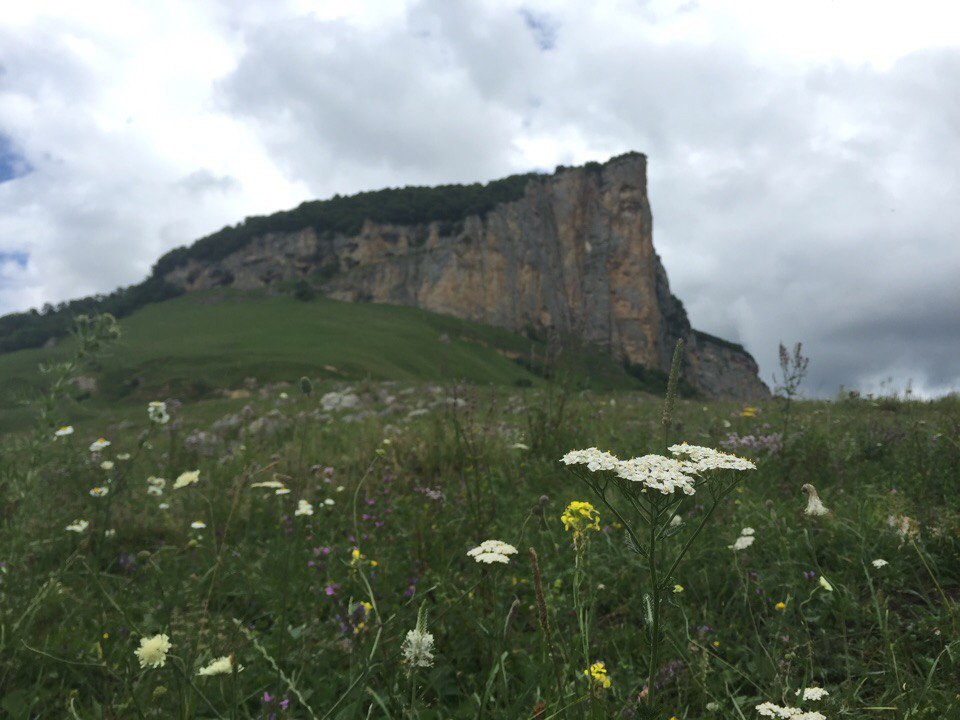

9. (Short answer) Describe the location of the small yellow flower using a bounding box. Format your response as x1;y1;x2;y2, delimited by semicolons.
583;661;612;689
370;560;378;567
673;584;684;594
359;601;373;614
561;501;601;546
712;641;720;648
775;601;787;611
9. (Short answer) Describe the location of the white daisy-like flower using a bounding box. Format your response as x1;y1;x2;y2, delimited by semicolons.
802;484;830;516
147;401;170;424
560;447;621;472
65;519;89;533
797;687;829;701
55;425;74;438
100;460;114;471
275;487;291;495
173;470;200;489
89;486;109;498
295;499;314;516
190;520;206;529
730;534;755;551
871;558;889;569
89;438;111;452
147;476;166;489
147;485;163;496
158;502;170;510
136;633;172;669
615;454;698;495
197;655;242;676
669;443;757;472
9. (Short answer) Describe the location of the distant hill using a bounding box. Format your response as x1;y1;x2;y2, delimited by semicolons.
0;289;668;433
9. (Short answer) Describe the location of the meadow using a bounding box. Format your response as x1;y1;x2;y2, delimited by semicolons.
0;313;958;719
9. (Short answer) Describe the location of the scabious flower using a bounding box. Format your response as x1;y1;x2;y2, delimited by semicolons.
65;519;89;532
89;438;111;452
797;687;829;701
197;655;241;676
136;634;172;669
89;486;109;498
173;470;200;489
872;559;888;568
54;425;74;438
467;539;518;564
801;484;830;516
295;499;314;516
560;501;601;545
583;661;612;689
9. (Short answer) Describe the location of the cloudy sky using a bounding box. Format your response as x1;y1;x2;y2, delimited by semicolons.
1;0;958;397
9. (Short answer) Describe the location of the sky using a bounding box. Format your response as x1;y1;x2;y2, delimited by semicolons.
1;0;959;398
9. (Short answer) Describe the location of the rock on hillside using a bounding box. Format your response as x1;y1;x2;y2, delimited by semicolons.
164;154;768;400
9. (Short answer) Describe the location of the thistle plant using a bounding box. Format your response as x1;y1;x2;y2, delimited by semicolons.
560;340;756;709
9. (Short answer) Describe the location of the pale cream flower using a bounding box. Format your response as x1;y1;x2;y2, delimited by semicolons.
89;486;109;498
250;480;285;489
100;461;114;471
197;655;241;676
668;443;757;472
560;447;620;472
324;498;336;506
136;633;172;669
275;487;291;495
819;576;833;592
616;454;698;495
55;425;74;438
65;519;89;532
402;628;435;667
797;687;829;701
871;558;889;569
89;438;111;452
801;484;830;516
467;539;518;564
295;499;314;516
173;470;200;489
116;453;131;460
730;535;755;551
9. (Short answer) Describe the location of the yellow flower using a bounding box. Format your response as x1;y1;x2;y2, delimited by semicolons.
673;584;684;594
561;501;601;546
740;407;758;418
583;661;612;689
775;601;787;611
712;641;720;647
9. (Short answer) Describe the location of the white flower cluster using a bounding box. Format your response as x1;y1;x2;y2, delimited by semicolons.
295;499;314;516
756;703;825;719
148;401;170;424
669;443;757;472
561;443;755;496
730;527;756;551
173;470;200;489
89;438;111;452
797;687;830;701
467;539;518;564
616;455;697;495
401;627;436;667
561;448;620;472
871;558;888;569
65;519;89;533
197;655;242;676
147;476;166;496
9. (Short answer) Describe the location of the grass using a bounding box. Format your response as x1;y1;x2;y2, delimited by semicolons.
0;314;958;718
0;290;651;435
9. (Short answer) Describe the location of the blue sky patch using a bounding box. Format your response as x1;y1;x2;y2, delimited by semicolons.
520;9;558;51
0;251;29;268
0;134;31;184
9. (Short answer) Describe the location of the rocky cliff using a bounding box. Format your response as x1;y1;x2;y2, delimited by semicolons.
164;153;769;400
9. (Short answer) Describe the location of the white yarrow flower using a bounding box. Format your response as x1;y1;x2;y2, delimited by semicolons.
467;539;518;564
65;519;89;533
798;687;829;701
616;454;698;495
730;535;755;551
560;447;620;472
669;443;756;472
871;558;889;569
197;655;241;676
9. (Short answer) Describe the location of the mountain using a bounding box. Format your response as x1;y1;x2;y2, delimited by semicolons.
0;152;768;400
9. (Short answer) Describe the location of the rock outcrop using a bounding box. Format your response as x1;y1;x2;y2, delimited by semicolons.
164;153;768;400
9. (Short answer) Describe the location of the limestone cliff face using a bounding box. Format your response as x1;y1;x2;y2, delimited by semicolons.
164;154;769;400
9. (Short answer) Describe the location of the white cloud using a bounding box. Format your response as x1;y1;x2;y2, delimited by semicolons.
1;0;958;396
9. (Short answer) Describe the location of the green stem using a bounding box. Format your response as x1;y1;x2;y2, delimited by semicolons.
646;496;660;706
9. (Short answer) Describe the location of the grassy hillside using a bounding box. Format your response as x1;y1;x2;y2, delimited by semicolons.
0;290;648;433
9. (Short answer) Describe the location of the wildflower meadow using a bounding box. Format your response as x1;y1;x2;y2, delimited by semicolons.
0;317;958;718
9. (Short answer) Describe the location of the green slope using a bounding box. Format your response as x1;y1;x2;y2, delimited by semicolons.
0;290;646;433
